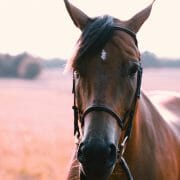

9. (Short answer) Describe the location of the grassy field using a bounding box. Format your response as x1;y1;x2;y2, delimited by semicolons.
0;68;179;180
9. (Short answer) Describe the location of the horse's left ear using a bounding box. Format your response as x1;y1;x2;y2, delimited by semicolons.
126;0;155;33
64;0;90;30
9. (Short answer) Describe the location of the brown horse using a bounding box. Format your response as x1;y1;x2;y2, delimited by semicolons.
63;1;180;179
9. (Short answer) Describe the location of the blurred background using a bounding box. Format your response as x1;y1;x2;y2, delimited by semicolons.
0;0;179;179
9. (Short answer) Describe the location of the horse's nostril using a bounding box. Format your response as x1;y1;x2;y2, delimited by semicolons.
108;144;117;163
77;143;86;163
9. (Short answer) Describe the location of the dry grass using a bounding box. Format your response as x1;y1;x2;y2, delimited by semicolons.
0;68;179;180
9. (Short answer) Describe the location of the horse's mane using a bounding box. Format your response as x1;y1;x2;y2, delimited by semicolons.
66;15;115;72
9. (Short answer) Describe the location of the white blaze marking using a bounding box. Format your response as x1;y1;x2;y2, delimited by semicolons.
101;49;107;61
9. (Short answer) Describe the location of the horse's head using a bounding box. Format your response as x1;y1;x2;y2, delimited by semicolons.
64;1;154;179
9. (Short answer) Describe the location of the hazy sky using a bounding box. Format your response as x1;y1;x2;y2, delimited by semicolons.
0;0;179;59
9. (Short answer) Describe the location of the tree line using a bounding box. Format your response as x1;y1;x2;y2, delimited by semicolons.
0;51;179;79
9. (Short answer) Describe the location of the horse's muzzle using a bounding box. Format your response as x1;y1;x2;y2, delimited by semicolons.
77;140;117;179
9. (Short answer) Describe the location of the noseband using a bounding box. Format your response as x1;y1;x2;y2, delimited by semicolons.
72;26;143;180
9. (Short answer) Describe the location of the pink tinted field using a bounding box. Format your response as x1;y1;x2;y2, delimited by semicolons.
0;68;179;180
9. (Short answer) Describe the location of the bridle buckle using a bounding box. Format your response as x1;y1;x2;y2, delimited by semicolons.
120;136;128;155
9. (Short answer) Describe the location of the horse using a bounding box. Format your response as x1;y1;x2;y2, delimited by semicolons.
63;0;180;179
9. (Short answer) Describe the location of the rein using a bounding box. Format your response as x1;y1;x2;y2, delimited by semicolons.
72;26;143;180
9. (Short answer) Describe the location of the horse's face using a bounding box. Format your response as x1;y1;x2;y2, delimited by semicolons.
64;1;154;179
75;32;139;179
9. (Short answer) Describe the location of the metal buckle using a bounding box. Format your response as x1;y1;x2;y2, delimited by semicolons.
120;136;129;156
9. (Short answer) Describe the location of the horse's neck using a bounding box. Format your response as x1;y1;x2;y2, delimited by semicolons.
133;91;173;147
132;91;166;145
127;92;170;153
123;91;179;179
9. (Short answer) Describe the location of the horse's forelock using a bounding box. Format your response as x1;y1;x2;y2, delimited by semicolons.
65;15;115;72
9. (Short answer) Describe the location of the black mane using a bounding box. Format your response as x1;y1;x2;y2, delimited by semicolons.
71;15;115;70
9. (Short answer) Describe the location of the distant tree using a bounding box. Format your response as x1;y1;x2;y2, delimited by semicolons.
0;52;42;79
141;51;160;68
17;56;42;79
141;51;180;68
42;58;66;68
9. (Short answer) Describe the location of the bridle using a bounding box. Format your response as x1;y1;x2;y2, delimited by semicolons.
72;26;143;180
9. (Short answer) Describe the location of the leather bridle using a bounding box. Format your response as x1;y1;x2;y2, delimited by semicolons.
72;26;143;180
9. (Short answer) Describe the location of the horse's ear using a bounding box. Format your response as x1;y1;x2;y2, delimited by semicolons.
126;1;155;33
64;0;90;30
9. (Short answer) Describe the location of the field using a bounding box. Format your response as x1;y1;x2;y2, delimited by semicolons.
0;68;179;180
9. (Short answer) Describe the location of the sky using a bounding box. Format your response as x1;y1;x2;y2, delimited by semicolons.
0;0;179;59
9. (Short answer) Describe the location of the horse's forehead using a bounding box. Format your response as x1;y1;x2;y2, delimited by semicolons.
99;35;139;64
111;31;140;60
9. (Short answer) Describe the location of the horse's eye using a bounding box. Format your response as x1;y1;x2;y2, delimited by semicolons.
128;63;139;78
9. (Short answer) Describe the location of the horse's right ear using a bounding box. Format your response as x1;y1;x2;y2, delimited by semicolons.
64;0;90;30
